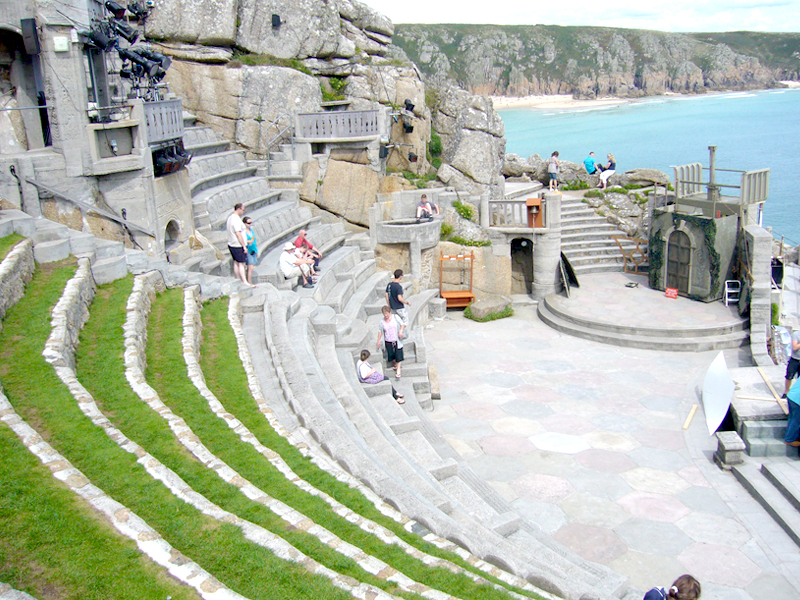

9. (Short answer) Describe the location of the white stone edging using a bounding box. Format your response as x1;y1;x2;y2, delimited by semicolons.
121;276;400;600
0;238;35;332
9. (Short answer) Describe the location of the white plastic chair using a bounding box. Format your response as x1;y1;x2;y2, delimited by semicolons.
724;280;741;306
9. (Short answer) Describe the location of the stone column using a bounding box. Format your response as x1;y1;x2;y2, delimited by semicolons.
479;190;490;229
531;192;562;301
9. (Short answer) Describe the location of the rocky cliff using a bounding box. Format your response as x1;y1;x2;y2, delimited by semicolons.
391;25;799;98
147;0;506;213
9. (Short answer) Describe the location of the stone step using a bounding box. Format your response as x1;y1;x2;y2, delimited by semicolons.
762;462;800;512
742;419;787;440
95;238;125;259
538;296;749;351
743;437;797;458
32;219;71;243
91;254;128;284
733;463;800;547
0;210;36;237
33;238;70;263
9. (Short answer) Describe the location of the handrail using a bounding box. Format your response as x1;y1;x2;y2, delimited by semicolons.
25;177;155;237
261;112;294;176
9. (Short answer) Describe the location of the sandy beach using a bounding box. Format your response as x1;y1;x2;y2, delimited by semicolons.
491;84;799;110
489;94;631;110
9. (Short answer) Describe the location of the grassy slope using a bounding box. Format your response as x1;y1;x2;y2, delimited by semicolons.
0;261;200;600
0;233;24;261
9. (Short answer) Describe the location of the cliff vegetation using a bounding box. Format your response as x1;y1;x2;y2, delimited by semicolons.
391;25;800;98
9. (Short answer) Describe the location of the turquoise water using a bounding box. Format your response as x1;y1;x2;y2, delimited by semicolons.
499;88;800;244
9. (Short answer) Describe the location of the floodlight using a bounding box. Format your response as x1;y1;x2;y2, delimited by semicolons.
111;20;139;44
105;1;126;19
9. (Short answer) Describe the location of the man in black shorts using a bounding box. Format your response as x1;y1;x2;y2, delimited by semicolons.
226;203;251;287
385;269;410;329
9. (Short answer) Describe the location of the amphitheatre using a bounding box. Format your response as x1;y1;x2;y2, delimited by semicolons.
0;2;798;600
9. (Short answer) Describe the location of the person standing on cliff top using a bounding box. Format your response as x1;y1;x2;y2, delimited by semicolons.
584;152;598;175
548;151;560;191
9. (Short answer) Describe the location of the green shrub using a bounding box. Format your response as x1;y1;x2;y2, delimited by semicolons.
772;302;780;326
231;52;310;74
622;183;644;190
440;223;453;239
584;189;604;198
606;186;626;194
452;200;474;221
562;180;589;190
431;157;442;170
448;235;490;247
464;304;513;322
429;130;443;157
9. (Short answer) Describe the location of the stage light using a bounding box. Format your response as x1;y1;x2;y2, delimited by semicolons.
111;20;139;44
118;47;160;77
402;120;414;134
404;99;415;112
408;152;418;162
272;14;282;28
135;48;171;70
86;27;117;50
105;1;126;19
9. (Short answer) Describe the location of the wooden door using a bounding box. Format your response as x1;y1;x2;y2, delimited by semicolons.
667;230;691;294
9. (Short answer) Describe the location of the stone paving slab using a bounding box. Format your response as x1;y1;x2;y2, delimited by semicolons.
424;301;800;600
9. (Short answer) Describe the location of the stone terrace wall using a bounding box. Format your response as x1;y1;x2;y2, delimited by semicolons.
0;239;34;333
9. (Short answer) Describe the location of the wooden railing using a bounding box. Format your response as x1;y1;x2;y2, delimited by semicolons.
143;99;183;146
295;110;379;140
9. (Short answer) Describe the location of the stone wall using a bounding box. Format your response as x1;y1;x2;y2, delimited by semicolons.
0;238;34;333
42;258;95;372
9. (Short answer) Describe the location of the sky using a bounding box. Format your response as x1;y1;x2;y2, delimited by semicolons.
362;0;800;33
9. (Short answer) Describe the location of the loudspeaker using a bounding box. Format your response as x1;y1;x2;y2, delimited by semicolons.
272;14;281;28
21;18;40;55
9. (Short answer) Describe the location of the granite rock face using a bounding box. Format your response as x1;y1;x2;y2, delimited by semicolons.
147;0;393;59
166;62;321;156
432;84;506;199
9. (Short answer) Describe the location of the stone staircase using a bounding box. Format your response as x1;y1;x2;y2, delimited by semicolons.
560;195;641;277
0;209;127;284
733;461;800;547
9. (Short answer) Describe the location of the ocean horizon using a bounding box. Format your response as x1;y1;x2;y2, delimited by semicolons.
498;88;800;245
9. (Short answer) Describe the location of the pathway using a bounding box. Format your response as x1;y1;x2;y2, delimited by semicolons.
423;275;800;600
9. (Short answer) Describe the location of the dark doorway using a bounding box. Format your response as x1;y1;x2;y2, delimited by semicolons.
510;238;533;294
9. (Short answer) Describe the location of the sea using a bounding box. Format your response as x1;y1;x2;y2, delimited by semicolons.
498;88;800;245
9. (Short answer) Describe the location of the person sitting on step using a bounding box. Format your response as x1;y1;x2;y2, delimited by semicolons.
278;242;314;288
415;194;439;221
357;350;404;404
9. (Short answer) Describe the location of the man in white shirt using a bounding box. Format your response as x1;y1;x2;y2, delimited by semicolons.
278;242;314;288
226;203;251;286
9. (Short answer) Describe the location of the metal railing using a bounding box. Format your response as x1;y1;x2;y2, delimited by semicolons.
143;99;183;146
295;109;379;140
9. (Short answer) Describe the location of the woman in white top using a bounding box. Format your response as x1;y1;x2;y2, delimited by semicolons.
357;350;404;403
377;306;404;378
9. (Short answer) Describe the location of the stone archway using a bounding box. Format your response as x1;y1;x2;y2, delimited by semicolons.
510;237;533;294
164;219;180;255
